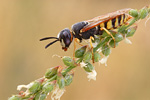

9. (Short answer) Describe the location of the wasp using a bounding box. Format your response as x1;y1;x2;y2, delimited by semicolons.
40;8;133;51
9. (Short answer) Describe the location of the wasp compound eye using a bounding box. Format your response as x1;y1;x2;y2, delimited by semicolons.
59;28;73;51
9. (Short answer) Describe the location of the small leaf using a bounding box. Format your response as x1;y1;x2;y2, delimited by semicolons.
83;50;92;62
64;74;73;86
94;52;101;62
45;66;59;79
102;45;111;56
126;26;137;37
57;78;65;89
129;9;139;17
75;45;87;58
109;40;119;48
115;34;123;42
8;95;22;100
35;93;47;100
42;83;54;94
62;56;75;67
28;81;41;93
139;8;148;19
83;62;94;72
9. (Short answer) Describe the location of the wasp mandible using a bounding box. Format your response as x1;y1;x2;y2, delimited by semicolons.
40;8;133;51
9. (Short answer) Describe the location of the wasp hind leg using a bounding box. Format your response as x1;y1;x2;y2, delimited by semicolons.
101;27;116;48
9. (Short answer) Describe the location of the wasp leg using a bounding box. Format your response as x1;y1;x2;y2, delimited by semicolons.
101;27;116;48
89;36;95;63
73;38;83;59
75;38;83;46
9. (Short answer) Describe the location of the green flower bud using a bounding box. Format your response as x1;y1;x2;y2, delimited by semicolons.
139;8;148;19
45;66;59;79
57;78;65;89
93;52;101;62
64;74;73;86
42;83;54;94
102;45;111;56
28;81;41;93
115;34;123;42
75;45;87;58
8;95;22;100
62;56;75;67
109;40;119;48
129;9;139;17
126;26;137;37
83;62;94;72
83;50;92;62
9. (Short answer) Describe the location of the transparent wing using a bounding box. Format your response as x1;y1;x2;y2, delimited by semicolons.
81;8;131;32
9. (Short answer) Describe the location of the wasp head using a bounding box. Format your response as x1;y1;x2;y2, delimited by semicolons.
58;28;73;51
40;28;73;51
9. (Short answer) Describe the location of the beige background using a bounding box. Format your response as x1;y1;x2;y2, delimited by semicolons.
0;0;150;100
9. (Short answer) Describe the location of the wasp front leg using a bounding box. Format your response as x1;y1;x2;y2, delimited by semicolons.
89;36;95;63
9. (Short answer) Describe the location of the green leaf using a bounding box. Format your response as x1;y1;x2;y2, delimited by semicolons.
129;9;139;17
83;50;92;62
35;93;47;100
83;62;94;72
64;74;73;86
109;40;119;48
42;83;54;94
57;78;65;89
75;45;87;58
139;8;148;19
93;52;101;62
102;45;111;56
8;95;22;100
126;26;137;37
29;81;41;94
45;66;59;79
115;34;123;42
62;56;75;67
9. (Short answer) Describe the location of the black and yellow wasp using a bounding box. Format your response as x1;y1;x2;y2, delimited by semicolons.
40;8;132;51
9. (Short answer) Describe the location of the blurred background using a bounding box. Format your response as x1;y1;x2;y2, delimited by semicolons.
0;0;150;100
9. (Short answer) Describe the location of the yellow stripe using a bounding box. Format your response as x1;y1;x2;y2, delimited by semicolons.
107;20;112;29
120;15;124;25
100;23;104;27
115;17;118;27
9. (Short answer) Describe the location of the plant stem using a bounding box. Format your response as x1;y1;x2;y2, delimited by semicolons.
61;66;76;76
93;37;110;52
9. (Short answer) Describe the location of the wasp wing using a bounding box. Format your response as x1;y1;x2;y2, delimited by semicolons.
81;8;131;32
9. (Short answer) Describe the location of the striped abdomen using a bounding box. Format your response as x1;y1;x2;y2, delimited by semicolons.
99;14;131;30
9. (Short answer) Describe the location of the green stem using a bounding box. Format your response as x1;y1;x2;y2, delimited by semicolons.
61;66;76;76
93;37;110;52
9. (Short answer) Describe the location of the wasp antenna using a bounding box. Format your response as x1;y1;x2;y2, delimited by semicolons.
40;37;58;41
45;39;59;49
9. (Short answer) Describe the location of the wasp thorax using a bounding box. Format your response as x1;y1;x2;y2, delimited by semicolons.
58;28;73;51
